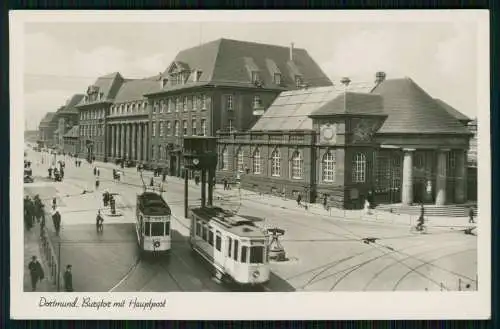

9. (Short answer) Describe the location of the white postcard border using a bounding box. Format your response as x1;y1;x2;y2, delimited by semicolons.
9;10;491;320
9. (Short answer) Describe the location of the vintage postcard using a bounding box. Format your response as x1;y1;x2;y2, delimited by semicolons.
10;10;491;320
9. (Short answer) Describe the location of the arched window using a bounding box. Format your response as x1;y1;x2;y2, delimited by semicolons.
352;152;366;183
322;151;336;183
271;149;281;177
253;148;261;174
291;151;303;179
221;147;229;171
237;148;245;172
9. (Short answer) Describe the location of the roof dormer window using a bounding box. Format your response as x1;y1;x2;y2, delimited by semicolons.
295;75;303;88
274;73;281;85
162;78;168;88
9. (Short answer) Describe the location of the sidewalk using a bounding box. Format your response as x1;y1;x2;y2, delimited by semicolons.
212;187;476;229
23;223;56;292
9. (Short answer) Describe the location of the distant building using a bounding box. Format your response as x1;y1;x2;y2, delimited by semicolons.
76;73;125;161
144;38;333;176
37;112;57;148
217;74;473;209
62;125;80;155
54;94;85;152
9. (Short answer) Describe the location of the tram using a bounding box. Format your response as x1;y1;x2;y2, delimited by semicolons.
135;190;172;254
189;206;270;285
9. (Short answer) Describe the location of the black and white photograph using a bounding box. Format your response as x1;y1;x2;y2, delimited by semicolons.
10;10;490;320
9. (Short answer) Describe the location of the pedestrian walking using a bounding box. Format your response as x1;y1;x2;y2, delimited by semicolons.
28;256;44;291
150;177;154;187
48;167;52;178
96;167;100;177
63;265;73;292
223;178;228;190
364;199;371;215
52;197;57;209
95;177;100;190
96;210;104;233
296;193;302;207
469;206;475;223
52;207;61;235
323;195;328;210
24;196;34;230
103;191;110;207
93;167;97;176
33;195;44;223
162;171;166;182
109;196;116;215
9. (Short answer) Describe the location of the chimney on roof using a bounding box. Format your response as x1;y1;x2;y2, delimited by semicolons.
290;43;294;62
375;71;386;84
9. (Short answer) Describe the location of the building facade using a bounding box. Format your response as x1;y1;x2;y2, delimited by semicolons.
107;77;158;164
54;94;84;151
37;112;57;148
76;72;124;161
217;75;473;209
145;38;333;176
62;125;80;155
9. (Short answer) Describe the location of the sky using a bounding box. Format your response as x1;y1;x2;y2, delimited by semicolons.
22;18;479;130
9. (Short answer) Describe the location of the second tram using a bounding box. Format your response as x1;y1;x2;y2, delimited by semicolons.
135;191;172;253
189;206;270;285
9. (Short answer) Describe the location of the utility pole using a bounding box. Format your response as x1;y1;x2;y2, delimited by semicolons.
184;168;189;218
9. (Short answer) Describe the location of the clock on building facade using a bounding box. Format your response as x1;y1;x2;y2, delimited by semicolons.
320;123;337;145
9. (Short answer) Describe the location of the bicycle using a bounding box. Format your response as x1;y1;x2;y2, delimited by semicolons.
410;224;428;234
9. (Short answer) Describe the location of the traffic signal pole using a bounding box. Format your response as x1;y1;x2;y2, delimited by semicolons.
184;169;189;218
208;168;214;206
201;169;206;207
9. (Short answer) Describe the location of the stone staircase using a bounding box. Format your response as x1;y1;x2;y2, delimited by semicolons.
375;203;478;217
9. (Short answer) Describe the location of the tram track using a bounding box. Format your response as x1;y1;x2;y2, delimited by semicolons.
362;240;474;291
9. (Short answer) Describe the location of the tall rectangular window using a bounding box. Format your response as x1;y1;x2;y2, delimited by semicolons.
168;98;173;112
234;240;239;261
183;96;187;111
183;120;188;135
241;246;248;263
166;121;171;136
152;121;156;137
226;95;233;110
201;95;207;110
201;119;207;136
193;95;198;110
159;121;164;136
192;120;197;136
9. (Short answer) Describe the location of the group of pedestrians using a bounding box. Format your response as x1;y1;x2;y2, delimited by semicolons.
24;195;45;231
28;255;73;292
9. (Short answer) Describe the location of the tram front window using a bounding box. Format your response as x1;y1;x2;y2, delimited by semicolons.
250;246;265;264
151;222;165;236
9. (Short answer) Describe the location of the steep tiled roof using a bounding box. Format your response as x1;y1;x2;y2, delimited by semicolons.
39;112;56;127
310;92;385;117
153;38;332;94
63;125;79;138
434;98;471;122
114;77;161;103
77;72;125;106
372;78;471;134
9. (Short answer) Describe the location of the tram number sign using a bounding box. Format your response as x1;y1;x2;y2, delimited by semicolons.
144;216;167;222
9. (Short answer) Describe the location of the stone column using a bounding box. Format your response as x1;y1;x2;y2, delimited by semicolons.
120;124;125;159
131;123;137;160
401;148;415;205
454;149;467;203
137;123;143;162
435;149;449;206
110;125;116;158
142;123;149;162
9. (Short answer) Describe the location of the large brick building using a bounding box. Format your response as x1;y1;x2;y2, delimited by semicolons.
107;76;159;163
144;38;332;176
216;74;473;209
76;72;124;161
